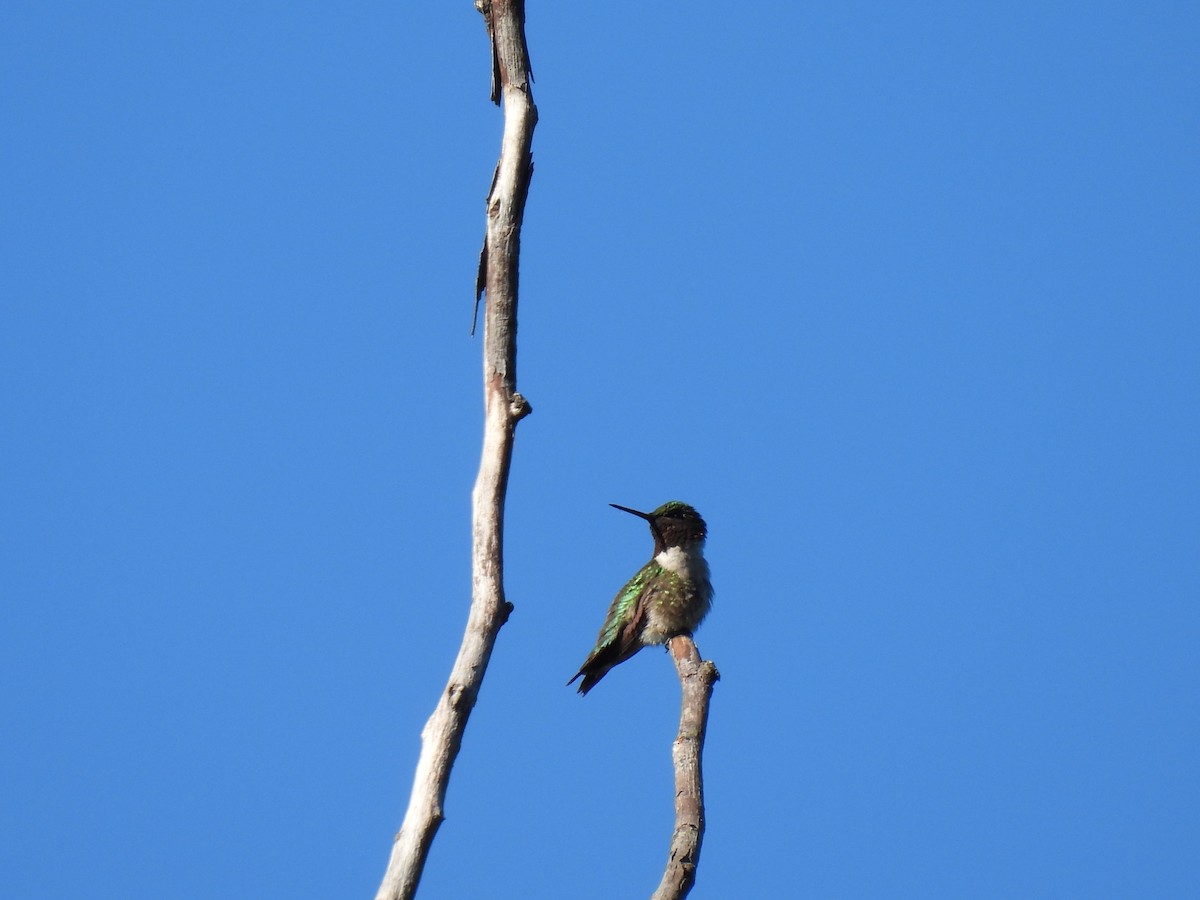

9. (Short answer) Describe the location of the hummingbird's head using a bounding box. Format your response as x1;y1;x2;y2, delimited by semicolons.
610;501;707;554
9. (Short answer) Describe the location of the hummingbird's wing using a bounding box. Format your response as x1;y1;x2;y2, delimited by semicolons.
568;562;659;695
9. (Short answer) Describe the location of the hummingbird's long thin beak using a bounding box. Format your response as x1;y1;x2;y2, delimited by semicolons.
610;503;653;520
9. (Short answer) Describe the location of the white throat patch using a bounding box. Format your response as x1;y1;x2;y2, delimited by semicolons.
655;545;693;574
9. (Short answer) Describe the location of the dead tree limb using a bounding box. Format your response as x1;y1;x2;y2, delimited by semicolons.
374;3;536;898
651;636;720;900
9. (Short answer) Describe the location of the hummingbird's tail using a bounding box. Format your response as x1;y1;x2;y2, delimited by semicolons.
567;641;642;695
566;664;607;696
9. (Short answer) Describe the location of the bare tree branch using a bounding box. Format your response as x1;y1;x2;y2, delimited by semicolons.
374;3;536;898
651;636;720;900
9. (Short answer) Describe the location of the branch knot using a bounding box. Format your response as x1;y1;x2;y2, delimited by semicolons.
509;392;532;420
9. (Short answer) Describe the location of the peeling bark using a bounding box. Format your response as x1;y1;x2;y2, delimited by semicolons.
651;636;720;900
373;4;536;898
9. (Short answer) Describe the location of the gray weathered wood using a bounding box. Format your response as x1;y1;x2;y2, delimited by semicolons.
374;3;536;898
651;636;720;900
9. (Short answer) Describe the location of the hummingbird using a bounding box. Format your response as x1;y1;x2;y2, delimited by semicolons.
569;501;713;695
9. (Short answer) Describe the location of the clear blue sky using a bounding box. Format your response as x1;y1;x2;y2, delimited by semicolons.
3;3;1197;898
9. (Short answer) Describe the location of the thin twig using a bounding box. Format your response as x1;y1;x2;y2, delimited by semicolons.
651;636;719;900
374;3;536;898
